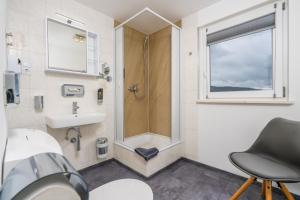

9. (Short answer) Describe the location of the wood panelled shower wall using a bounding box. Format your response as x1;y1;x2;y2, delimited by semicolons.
149;27;171;137
124;26;149;137
124;25;172;138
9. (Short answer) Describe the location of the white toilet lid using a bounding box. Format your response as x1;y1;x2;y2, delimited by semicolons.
89;179;153;200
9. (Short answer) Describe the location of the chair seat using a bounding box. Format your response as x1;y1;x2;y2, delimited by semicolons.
229;152;300;182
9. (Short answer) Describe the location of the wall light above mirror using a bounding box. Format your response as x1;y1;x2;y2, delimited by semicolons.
46;17;100;77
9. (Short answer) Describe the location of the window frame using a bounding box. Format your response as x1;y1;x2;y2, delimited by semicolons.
198;0;288;102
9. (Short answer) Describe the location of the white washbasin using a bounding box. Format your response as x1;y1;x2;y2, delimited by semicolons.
4;129;63;178
46;112;106;128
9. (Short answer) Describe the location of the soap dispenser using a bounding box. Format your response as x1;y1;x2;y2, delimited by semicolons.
5;54;22;105
5;72;20;104
97;88;103;104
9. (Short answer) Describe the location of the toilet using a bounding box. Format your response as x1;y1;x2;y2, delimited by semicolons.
90;179;153;200
0;129;153;200
7;179;153;200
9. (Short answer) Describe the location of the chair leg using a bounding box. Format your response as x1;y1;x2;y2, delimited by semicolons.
261;180;266;197
278;182;295;200
265;180;272;200
230;177;256;200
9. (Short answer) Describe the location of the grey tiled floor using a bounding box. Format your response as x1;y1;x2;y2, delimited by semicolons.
80;159;299;200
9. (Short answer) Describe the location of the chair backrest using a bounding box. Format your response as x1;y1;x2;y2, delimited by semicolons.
249;118;300;167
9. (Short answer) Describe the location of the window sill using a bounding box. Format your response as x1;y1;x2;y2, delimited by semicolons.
196;98;294;105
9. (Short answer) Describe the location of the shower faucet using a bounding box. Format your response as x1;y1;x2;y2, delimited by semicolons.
72;101;80;114
128;84;139;94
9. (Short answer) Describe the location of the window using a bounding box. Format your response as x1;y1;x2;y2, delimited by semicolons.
210;29;273;93
198;1;288;101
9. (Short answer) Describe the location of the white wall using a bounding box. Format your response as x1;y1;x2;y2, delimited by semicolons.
182;0;300;194
0;0;8;185
6;0;115;170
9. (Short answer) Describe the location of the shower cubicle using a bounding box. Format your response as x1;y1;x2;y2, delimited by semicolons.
114;8;182;177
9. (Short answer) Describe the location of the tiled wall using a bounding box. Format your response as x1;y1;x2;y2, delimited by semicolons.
0;0;8;185
6;0;115;170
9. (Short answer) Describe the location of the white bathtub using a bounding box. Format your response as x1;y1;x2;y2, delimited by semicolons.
114;133;182;177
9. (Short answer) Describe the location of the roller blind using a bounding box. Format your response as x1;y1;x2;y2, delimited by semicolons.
207;13;275;45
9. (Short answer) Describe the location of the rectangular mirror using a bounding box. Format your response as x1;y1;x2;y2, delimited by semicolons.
47;18;87;72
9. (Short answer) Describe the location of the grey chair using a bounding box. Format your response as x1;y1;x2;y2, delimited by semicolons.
229;118;300;200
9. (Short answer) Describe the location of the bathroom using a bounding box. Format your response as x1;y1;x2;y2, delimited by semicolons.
0;0;300;199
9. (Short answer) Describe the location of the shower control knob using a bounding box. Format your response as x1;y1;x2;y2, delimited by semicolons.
128;84;139;94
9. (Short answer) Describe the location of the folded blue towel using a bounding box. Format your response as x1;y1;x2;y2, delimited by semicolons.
135;147;159;161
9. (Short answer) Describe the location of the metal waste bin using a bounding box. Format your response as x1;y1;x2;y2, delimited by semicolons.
96;137;108;159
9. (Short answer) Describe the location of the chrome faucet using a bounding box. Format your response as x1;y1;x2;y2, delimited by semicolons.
72;101;80;114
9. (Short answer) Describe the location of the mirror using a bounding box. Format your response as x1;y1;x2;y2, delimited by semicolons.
47;19;87;72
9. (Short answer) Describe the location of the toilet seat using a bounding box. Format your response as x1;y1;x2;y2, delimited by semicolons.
89;179;153;200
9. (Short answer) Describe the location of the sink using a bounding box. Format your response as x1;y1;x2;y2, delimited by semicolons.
46;112;106;128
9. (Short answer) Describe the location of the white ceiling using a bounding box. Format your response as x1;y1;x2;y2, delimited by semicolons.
74;0;221;23
125;9;171;34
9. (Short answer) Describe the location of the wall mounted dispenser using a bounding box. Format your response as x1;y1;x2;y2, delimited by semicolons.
5;72;20;105
99;63;112;82
34;96;44;111
97;88;103;104
6;32;13;46
62;84;84;97
7;54;22;73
